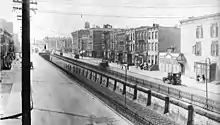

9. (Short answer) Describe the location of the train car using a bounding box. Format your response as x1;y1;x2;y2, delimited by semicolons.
0;28;15;70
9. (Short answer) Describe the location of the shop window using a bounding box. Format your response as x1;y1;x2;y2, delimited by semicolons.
210;23;218;38
211;41;219;56
151;55;154;64
155;55;158;64
196;25;203;39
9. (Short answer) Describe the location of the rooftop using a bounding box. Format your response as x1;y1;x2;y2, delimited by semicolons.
180;13;220;24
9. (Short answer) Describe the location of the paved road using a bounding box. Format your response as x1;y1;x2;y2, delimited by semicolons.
0;53;133;125
73;56;220;102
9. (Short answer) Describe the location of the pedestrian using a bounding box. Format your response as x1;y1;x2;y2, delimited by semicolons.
127;64;129;70
196;75;200;82
202;74;206;83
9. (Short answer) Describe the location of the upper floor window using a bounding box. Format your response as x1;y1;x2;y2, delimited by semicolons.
196;26;203;39
210;23;218;38
148;32;151;39
152;32;154;39
192;41;202;56
211;41;219;56
148;43;151;51
155;31;158;39
155;43;158;51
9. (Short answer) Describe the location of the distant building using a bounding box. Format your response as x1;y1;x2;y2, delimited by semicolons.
0;19;13;34
85;21;90;29
115;30;126;63
180;13;220;82
13;34;21;53
71;31;79;54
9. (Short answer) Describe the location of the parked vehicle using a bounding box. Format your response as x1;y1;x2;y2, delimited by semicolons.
74;54;79;59
162;72;182;85
99;60;109;68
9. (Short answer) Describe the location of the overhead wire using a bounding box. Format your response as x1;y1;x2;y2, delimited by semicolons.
36;10;187;19
37;0;220;8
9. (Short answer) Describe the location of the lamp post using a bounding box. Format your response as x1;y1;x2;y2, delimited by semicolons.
205;58;210;108
122;63;128;108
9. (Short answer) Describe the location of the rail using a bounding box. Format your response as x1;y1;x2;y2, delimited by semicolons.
52;54;220;114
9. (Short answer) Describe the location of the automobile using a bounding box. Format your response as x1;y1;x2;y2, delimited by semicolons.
99;60;109;68
162;72;182;85
74;54;79;59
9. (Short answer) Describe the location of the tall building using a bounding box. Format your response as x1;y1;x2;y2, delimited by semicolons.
180;13;220;82
71;31;79;54
115;29;126;63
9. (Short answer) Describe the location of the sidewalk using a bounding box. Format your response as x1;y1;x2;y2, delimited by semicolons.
0;60;20;116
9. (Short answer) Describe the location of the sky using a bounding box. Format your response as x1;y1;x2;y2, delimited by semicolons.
0;0;220;41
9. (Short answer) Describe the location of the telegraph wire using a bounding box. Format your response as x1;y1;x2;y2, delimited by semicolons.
36;10;187;19
37;0;220;8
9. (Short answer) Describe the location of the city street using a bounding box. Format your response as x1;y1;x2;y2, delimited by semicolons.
0;53;133;125
63;53;220;102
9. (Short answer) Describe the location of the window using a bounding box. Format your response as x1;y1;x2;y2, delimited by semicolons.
155;43;158;51
193;42;202;56
152;43;154;51
152;32;154;39
211;41;219;56
155;31;158;39
196;26;203;39
148;32;151;39
210;23;218;38
151;55;154;64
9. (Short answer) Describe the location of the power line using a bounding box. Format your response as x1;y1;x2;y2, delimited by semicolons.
38;0;219;8
36;10;187;19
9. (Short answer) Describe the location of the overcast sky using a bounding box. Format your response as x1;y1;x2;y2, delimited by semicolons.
0;0;220;40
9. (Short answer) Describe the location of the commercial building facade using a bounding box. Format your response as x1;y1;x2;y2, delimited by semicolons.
180;13;220;82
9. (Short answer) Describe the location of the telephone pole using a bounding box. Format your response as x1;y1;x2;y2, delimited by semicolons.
12;0;37;125
22;0;31;125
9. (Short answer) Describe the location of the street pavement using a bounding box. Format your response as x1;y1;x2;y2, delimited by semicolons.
0;53;133;125
62;54;220;102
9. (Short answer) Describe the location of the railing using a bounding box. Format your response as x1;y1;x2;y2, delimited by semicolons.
53;54;220;114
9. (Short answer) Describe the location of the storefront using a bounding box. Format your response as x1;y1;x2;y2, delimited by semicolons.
159;52;186;74
194;61;217;82
116;52;123;63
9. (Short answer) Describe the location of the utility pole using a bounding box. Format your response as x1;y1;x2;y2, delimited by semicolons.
22;0;31;125
12;0;37;125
